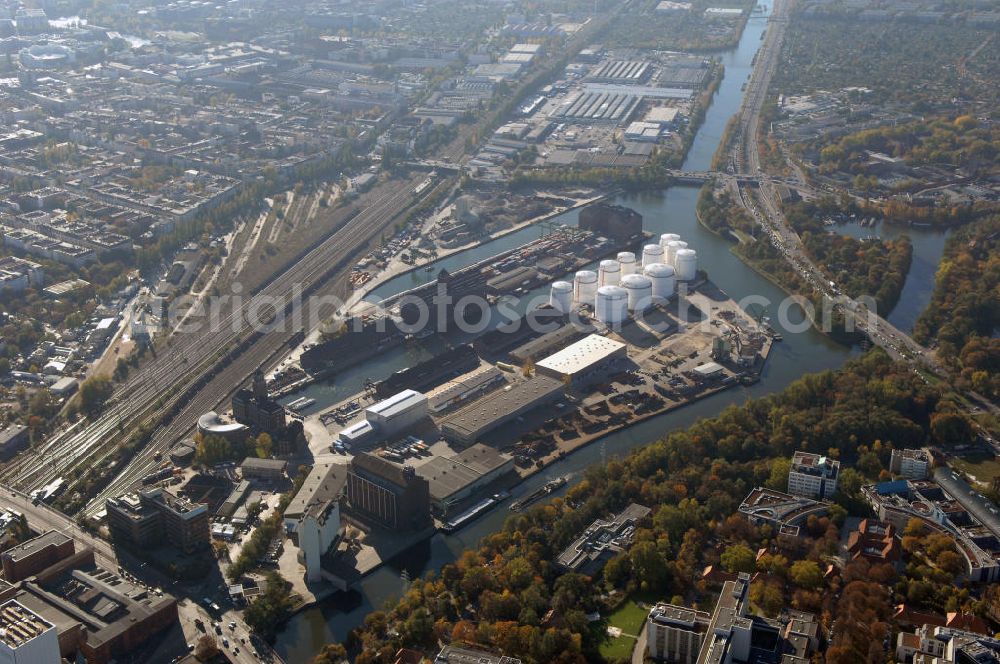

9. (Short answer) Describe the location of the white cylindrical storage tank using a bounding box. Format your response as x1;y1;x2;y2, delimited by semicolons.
598;259;621;287
641;243;665;268
675;248;698;281
617;251;638;276
659;233;681;248
573;270;598;304
621;273;653;312
594;285;628;325
665;240;688;266
549;281;573;313
643;262;676;300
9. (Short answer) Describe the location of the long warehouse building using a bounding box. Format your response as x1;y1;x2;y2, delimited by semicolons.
439;376;564;445
426;366;505;413
535;333;627;388
415;444;515;515
550;91;639;123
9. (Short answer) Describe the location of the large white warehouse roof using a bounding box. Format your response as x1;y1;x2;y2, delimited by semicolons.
366;389;427;419
536;334;626;376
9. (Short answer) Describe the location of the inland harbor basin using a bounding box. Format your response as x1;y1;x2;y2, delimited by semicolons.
252;201;777;596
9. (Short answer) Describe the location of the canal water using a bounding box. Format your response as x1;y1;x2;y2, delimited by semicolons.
273;5;945;658
833;221;949;334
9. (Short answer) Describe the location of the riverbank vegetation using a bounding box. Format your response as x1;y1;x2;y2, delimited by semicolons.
697;186;754;236
321;352;981;664
696;187;852;339
784;199;913;313
697;190;912;317
914;215;1000;399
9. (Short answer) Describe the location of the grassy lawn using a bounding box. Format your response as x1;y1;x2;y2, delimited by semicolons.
598;598;649;661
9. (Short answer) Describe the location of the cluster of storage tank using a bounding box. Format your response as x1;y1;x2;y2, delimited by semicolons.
548;233;698;324
568;234;695;323
659;233;698;281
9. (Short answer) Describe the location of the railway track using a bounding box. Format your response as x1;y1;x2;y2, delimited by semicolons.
3;176;425;510
4;2;629;511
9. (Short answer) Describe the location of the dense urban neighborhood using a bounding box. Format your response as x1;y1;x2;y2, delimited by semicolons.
0;0;997;662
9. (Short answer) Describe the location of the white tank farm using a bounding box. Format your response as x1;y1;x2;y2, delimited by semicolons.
674;248;698;281
659;233;680;248
594;285;628;324
616;251;638;276
665;240;688;266
549;281;574;313
621;273;653;312
598;259;621;287
573;270;598;304
643;262;675;300
641;243;665;267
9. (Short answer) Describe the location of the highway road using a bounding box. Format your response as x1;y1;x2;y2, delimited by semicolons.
724;0;946;374
0;485;117;570
0;483;273;664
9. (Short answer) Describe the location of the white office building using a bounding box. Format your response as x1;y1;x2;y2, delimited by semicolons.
0;600;61;664
283;464;347;586
787;451;840;499
646;602;710;663
890;448;930;480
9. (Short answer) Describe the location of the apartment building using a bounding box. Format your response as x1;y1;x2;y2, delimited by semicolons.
1;531;74;582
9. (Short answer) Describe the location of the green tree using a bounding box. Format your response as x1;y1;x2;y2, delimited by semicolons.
936;550;965;577
603;554;632;588
402;607;434;645
256;432;273;458
930;411;971;445
629;540;670;590
750;580;784;616
789;560;824;590
196;435;234;466
78;376;114;416
194;635;219;661
244;571;293;639
766;458;791;491
28;389;57;420
721;544;756;574
312;643;348;664
113;357;130;381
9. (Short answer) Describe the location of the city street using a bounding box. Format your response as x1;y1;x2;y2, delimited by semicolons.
0;483;273;664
